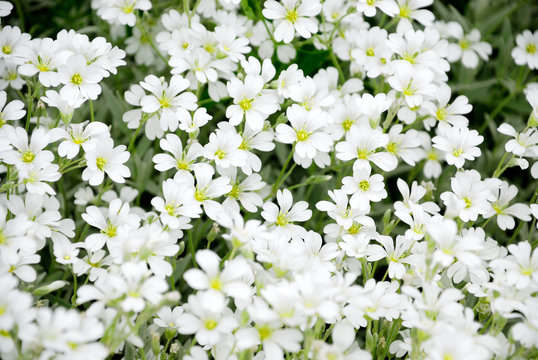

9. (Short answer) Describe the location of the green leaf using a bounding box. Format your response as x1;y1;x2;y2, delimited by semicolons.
240;0;257;20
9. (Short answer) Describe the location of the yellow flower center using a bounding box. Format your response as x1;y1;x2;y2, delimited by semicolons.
96;157;107;171
427;151;438;160
276;212;288;226
71;73;83;85
257;324;272;340
436;107;447;121
527;43;536;54
521;268;533;276
342;118;354;132
367;0;375;5
285;8;299;23
159;94;171;108
459;39;470;50
165;203;176;216
176;160;190;171
296;129;310;141
122;4;134;13
228;183;241;199
357;149;372;160
215;150;226;160
359;180;370;191
399;5;410;18
387;142;398;154
210;277;222;291
204;319;218;330
194;189;207;202
2;45;11;54
348;223;361;235
366;47;375;57
403;83;415;96
7;71;17;80
101;221;117;238
239;97;253;111
22;150;35;163
452;147;463;157
463;197;472;208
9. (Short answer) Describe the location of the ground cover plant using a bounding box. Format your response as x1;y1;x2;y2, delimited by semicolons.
0;0;537;359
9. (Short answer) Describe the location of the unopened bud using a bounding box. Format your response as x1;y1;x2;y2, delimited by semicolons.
170;343;180;354
33;280;67;296
150;331;160;355
207;222;220;243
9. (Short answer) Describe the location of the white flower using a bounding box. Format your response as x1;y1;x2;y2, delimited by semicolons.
395;0;434;30
0;90;25;128
82;137;131;185
335;124;396;172
0;127;54;170
151;177;202;230
491;241;538;290
341;163;388;211
204;126;246;168
447;25;492;69
139;74;198;132
0;26;31;65
440;170;495;222
511;30;538;70
220;167;265;213
18;38;66;87
41;90;84;123
152;133;204;173
497;123;538;157
176;291;238;346
511;298;538;348
96;0;152;27
276;105;332;161
184;250;253;302
261;189;312;241
154;306;184;330
58;54;103;103
423;83;472;129
235;298;303;359
178;107;212;133
483;181;531;230
81;198;140;251
357;0;398;17
387;61;436;108
367;235;414;279
226;74;279;131
432;122;483;169
262;0;322;44
52;121;109;159
193;164;232;220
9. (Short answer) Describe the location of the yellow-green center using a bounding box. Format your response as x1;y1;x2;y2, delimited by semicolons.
71;73;83;85
239;97;253;111
96;157;107;171
285;9;299;23
359;180;370;191
22;150;35;163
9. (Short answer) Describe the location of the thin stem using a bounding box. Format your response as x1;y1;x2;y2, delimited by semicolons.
271;146;295;195
329;50;345;84
89;99;95;122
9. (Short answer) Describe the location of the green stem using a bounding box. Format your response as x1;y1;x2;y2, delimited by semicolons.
271;146;295;195
188;229;198;268
89;99;95;122
329;50;345;84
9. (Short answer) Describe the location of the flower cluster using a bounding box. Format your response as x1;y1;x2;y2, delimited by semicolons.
1;1;537;360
